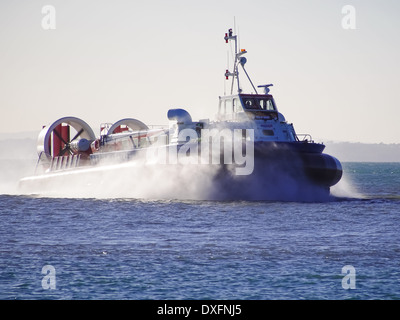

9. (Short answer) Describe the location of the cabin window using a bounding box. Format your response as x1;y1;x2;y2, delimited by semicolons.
243;97;276;111
259;99;275;111
225;99;233;114
262;129;274;136
218;100;226;114
243;98;258;109
233;98;242;112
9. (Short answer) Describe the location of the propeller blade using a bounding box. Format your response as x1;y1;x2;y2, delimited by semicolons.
70;128;84;142
59;146;72;157
53;127;68;145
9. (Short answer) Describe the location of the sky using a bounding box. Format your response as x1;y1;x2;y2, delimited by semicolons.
0;0;399;144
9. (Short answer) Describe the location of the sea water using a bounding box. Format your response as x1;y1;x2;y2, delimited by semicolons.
0;162;399;300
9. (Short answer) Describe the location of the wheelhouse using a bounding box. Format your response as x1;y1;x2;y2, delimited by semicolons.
218;94;279;121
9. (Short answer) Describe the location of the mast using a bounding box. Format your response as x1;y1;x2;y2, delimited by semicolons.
224;28;258;95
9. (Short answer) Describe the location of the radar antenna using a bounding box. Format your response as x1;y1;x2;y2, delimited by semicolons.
257;84;274;95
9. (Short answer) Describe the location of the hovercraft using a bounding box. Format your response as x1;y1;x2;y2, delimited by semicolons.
19;27;342;201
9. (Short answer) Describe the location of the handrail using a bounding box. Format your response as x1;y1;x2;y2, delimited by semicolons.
296;134;314;143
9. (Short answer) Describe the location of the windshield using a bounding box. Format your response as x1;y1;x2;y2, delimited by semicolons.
242;97;276;111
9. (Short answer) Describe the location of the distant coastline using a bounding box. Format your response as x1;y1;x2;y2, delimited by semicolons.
324;141;400;162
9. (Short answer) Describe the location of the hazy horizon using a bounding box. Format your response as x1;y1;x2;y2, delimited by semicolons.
1;0;400;144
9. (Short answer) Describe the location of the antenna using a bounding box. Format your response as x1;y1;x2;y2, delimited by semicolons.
238;30;241;53
234;17;241;54
224;25;258;95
